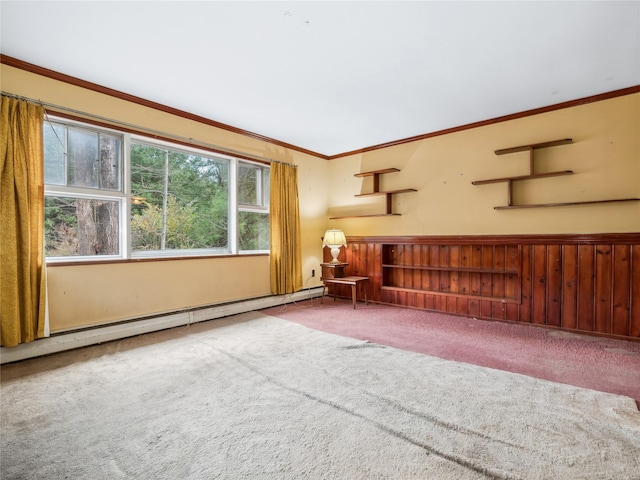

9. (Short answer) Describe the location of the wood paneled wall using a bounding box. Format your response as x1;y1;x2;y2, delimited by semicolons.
325;234;640;341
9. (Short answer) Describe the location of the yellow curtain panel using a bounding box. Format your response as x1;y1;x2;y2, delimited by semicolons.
269;161;302;295
0;96;47;347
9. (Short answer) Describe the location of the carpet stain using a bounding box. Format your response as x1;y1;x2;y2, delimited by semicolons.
603;347;640;357
340;341;385;350
546;330;601;341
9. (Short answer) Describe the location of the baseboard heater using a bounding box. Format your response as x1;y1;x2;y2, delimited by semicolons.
0;287;323;365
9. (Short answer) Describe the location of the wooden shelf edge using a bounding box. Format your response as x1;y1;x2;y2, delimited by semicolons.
382;264;518;274
381;285;520;304
495;138;573;155
329;213;402;219
494;198;640;210
346;234;640;246
354;168;400;177
472;171;573;185
355;188;417;197
348;167;414;215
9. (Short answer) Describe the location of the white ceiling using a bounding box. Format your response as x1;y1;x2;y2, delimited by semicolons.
1;1;639;157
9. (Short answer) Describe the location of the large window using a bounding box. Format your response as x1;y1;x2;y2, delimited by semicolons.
43;118;269;261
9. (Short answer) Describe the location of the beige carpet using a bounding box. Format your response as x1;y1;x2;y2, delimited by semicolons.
1;312;639;480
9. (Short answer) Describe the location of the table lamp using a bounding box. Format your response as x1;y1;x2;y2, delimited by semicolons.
322;229;347;264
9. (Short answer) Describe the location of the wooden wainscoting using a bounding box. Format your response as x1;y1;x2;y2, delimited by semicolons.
323;234;640;341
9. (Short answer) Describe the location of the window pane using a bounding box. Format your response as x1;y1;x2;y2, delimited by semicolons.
68;128;99;188
44;196;120;257
238;164;258;205
130;144;229;251
238;211;269;251
44;122;66;185
263;168;270;206
99;134;121;190
44;123;122;191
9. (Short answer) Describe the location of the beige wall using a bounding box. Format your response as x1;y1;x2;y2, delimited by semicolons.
327;93;640;236
46;256;271;330
2;64;638;332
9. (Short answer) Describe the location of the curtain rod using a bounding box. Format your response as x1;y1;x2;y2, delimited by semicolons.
1;91;297;168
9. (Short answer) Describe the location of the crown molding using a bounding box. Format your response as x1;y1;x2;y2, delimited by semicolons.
328;85;640;159
0;54;329;160
3;54;638;161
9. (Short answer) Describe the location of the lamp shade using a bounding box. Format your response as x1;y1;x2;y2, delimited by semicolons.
322;229;347;247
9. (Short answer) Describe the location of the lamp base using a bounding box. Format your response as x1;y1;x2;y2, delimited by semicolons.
329;246;341;264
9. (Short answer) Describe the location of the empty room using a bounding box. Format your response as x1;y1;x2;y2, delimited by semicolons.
1;1;639;479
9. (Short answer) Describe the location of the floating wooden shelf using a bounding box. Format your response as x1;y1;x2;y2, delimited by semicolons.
473;139;574;190
355;188;417;197
472;138;640;209
472;170;573;186
494;198;640;210
329;213;401;219
354;168;400;177
329;168;416;219
494;138;573;156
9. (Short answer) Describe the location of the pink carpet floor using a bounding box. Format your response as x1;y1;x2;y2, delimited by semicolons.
262;298;640;402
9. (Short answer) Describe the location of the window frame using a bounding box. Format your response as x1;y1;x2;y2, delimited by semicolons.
128;136;235;259
237;161;270;254
44;118;127;263
43;116;270;263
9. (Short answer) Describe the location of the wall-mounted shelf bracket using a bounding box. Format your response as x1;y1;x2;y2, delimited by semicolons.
473;139;575;208
471;138;639;209
330;168;416;219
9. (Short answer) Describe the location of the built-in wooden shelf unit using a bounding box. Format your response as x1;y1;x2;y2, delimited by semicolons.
330;168;416;219
472;138;640;209
381;243;521;304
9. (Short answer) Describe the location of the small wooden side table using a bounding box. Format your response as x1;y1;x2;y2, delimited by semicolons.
321;276;369;309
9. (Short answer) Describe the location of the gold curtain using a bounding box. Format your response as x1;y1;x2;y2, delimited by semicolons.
269;161;302;295
0;96;47;347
